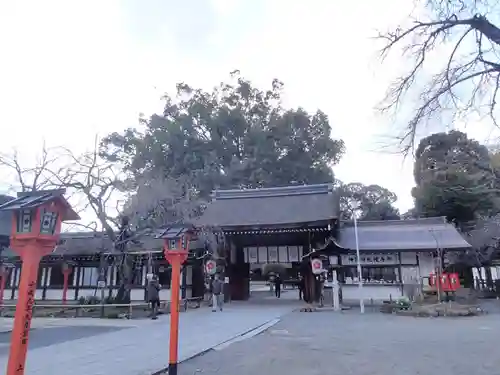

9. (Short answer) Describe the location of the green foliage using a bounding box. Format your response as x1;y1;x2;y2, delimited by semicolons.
101;71;345;198
339;182;400;221
395;297;411;310
412;131;500;225
414;130;491;186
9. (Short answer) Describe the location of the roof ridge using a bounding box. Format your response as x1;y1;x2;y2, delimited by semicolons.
213;183;334;200
341;216;448;227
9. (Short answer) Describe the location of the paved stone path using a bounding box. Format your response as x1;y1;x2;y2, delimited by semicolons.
0;304;295;375
178;309;500;375
0;316;144;333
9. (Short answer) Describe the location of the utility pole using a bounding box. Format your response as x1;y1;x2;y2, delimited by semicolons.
354;215;365;313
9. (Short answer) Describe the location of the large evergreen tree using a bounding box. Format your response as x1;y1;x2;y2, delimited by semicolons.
101;71;345;198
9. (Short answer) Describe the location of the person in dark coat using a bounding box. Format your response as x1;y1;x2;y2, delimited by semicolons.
298;275;305;300
147;275;161;319
274;274;282;298
211;275;224;312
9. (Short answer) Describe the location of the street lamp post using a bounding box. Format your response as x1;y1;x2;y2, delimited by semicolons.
0;189;79;375
429;229;443;303
158;224;193;375
353;215;365;314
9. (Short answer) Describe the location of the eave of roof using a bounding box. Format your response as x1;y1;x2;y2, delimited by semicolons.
0;195;14;237
0;189;80;221
336;217;471;252
196;183;338;228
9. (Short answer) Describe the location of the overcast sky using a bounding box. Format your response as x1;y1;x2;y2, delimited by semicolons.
0;0;495;218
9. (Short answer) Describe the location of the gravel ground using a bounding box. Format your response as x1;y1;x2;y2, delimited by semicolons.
178;309;500;375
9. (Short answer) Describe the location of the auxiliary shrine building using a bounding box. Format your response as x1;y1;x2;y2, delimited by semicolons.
0;184;472;303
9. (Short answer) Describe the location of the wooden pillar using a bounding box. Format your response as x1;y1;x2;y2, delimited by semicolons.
191;260;205;298
10;266;18;300
41;267;48;300
181;265;187;299
142;264;147;301
229;243;250;301
74;265;81;300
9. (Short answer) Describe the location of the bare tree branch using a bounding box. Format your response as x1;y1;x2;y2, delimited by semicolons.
379;4;500;152
0;142;64;192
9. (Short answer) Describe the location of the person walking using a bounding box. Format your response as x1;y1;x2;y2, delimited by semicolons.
147;275;161;320
298;275;305;300
275;274;282;298
211;274;224;312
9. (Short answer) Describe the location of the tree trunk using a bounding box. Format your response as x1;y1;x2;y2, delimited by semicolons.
301;260;319;304
114;255;132;303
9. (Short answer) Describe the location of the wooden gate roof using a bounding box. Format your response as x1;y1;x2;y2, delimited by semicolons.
195;183;338;229
336;217;471;252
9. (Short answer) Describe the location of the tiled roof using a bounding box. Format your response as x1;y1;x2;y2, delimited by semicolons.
0;189;79;221
337;217;471;252
0;194;14;237
195;183;338;228
52;229;204;256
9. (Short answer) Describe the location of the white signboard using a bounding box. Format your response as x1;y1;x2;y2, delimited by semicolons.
341;254;398;266
97;280;106;289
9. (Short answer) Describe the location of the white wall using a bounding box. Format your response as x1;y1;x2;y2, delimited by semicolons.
417;252;434;280
342;285;402;304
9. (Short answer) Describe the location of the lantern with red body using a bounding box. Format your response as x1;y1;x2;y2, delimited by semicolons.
448;273;460;291
157;224;195;375
429;273;436;287
0;189;79;375
0;189;80;256
61;260;76;304
159;224;195;263
440;273;452;292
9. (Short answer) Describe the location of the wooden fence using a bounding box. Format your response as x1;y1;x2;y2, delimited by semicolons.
0;297;204;319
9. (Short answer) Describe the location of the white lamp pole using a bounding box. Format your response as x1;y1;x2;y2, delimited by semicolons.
354;215;365;313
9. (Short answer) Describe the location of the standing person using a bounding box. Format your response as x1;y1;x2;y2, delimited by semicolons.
211;274;224;312
147;275;161;320
275;274;282;298
298;275;305;300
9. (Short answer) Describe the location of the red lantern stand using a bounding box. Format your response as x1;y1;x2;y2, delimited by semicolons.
160;225;192;375
0;189;79;375
61;261;75;305
448;273;460;291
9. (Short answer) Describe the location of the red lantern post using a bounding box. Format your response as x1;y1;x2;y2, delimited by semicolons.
0;263;14;309
159;224;193;375
0;189;79;375
61;261;75;305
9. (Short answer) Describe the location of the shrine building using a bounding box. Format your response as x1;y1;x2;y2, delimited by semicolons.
195;183;472;302
0;184;472;303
